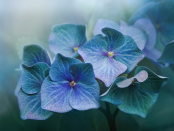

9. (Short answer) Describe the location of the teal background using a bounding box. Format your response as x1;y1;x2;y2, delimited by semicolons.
1;0;173;130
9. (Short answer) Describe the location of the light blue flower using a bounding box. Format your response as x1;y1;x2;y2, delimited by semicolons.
49;24;87;57
78;28;144;87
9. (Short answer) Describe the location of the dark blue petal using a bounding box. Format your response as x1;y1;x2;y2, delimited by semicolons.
21;63;50;94
41;76;73;113
69;63;95;85
158;40;174;64
22;44;51;66
114;36;145;73
100;77;128;105
18;89;53;120
135;66;168;93
93;18;120;36
118;83;158;118
49;24;87;57
49;54;81;82
69;82;100;110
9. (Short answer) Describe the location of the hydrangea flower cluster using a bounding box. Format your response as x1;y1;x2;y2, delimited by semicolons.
15;2;173;127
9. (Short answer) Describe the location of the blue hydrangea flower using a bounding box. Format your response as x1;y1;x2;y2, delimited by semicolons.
100;66;168;118
129;1;174;66
93;18;147;50
16;44;53;120
49;24;87;57
78;28;144;87
41;54;100;113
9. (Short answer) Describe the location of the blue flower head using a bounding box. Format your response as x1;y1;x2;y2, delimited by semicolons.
78;28;144;87
17;44;53;120
41;54;100;113
49;24;87;57
129;1;174;66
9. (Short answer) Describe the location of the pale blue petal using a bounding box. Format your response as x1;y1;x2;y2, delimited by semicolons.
94;57;127;87
120;25;147;50
93;18;120;36
69;82;100;110
134;18;157;50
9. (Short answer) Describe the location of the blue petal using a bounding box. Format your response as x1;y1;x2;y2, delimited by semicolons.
118;83;158;118
93;18;120;36
94;57;127;87
120;24;147;50
49;53;81;82
41;76;73;113
100;76;127;105
18;89;53;120
78;34;108;70
49;24;87;57
22;44;51;66
21;63;50;94
134;18;157;50
69;63;96;85
135;66;168;93
114;35;145;73
69;82;100;110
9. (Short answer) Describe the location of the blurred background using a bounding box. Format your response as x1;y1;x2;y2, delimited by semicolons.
1;0;174;131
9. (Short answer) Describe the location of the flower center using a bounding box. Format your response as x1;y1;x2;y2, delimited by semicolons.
73;47;78;52
108;51;114;57
70;80;76;87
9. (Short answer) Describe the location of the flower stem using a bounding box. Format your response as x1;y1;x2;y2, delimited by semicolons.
98;102;119;131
